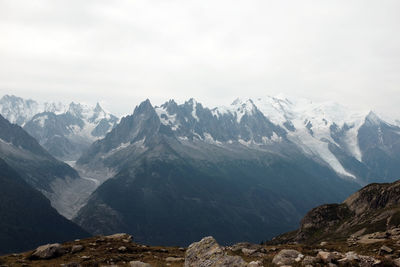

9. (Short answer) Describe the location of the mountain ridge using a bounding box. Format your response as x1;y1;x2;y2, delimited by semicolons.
0;94;119;160
74;99;361;246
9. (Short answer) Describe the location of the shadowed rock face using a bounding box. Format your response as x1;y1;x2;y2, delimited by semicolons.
0;159;88;255
344;181;400;214
0;115;79;191
184;236;247;267
271;179;400;245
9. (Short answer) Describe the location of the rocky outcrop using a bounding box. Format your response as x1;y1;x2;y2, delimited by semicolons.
271;179;400;245
271;249;303;265
30;243;65;259
184;236;247;267
4;232;400;266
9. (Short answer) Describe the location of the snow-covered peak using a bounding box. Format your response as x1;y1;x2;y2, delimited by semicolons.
43;101;67;114
0;95;41;125
253;96;294;125
365;111;382;125
67;102;112;123
213;98;257;122
232;98;257;123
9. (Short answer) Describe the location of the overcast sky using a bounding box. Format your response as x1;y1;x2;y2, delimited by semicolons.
0;0;399;118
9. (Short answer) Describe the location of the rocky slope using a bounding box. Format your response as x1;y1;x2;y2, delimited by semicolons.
0;158;88;255
3;180;400;265
0;114;99;219
0;114;79;191
271;179;400;247
1;231;400;266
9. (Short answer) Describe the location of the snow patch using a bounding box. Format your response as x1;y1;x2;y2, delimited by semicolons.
33;115;48;127
203;132;222;145
191;99;199;121
155;107;180;130
238;139;252;146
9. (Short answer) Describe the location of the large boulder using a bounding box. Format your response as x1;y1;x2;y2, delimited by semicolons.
105;233;133;242
30;243;65;259
184;236;247;267
272;249;303;266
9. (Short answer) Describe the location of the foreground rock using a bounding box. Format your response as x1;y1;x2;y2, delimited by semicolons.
2;232;400;266
184;236;247;267
29;243;64;259
272;249;303;265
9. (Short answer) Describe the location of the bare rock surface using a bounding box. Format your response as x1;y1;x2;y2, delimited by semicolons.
184;236;247;267
272;249;302;265
30;243;64;259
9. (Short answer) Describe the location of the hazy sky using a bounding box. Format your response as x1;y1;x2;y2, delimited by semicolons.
0;0;399;118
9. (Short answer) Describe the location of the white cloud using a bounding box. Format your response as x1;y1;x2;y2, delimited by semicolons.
0;0;399;118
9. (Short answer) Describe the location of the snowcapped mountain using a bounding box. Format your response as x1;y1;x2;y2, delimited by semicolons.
75;97;375;245
0;95;66;125
154;95;400;182
77;95;400;184
0;95;119;160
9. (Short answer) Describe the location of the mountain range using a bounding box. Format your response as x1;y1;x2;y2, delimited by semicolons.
74;96;400;246
1;94;400;249
0;95;118;161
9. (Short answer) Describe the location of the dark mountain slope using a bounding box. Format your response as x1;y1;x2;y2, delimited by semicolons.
0;158;88;255
0;115;79;191
357;112;400;182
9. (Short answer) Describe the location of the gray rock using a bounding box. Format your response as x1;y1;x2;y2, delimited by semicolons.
129;261;152;267
30;243;64;259
272;249;301;265
216;256;248;266
379;245;393;254
184;236;247;267
71;245;84;254
241;248;256;256
118;246;127;252
302;256;319;265
106;233;133;242
345;251;360;261
359;255;381;267
317;251;342;263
